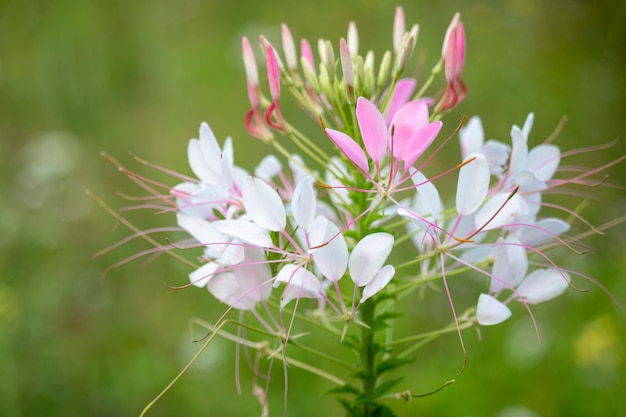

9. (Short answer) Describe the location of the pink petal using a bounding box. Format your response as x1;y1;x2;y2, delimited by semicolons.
389;101;429;159
385;79;416;124
349;233;394;286
325;128;369;173
456;153;490;216
243;176;286;231
476;293;512;326
402;121;443;168
356;98;388;164
389;101;441;167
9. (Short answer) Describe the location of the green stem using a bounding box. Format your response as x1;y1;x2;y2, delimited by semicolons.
359;299;378;416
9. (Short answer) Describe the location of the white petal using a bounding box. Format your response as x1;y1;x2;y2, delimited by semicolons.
509;126;528;174
177;214;226;246
521;112;534;138
199;122;222;174
515;170;546;193
459;116;484;159
483;140;510;176
288;154;308;184
233;247;272;304
349;233;394;286
311;219;348;282
292;176;316;231
216;242;245;266
187;138;218;184
360;265;395;302
411;170;441;221
212;220;273;248
526;144;560;181
255;155;282;180
456;153;490;216
520;218;570;246
490;237;528;293
516;268;569;304
189;184;228;206
189;262;219;288
243;176;286;231
474;193;529;230
274;264;322;309
476;293;512;326
207;272;256;311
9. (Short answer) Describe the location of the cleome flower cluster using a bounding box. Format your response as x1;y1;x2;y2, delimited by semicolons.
96;6;623;416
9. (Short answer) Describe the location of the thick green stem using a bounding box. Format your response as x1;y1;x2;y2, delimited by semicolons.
360;299;378;416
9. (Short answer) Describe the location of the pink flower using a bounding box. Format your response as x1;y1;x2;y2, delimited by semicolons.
325;97;442;196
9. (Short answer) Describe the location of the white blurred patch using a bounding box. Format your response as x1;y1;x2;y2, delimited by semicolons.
504;320;549;369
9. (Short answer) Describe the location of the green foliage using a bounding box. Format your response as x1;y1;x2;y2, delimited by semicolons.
1;0;624;416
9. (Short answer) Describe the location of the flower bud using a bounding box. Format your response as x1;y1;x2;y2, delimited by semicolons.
318;39;335;80
259;36;283;70
242;37;259;88
347;21;359;58
301;56;320;94
354;54;365;94
340;38;354;102
394;27;416;77
281;23;298;72
301;38;315;68
377;50;392;89
393;6;405;56
318;63;335;104
266;45;281;102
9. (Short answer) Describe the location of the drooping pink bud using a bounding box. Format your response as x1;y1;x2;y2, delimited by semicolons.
264;45;286;131
266;45;281;102
440;13;467;111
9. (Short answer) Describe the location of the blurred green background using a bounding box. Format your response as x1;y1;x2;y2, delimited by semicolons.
1;0;625;416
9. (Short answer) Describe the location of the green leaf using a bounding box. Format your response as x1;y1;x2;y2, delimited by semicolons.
326;384;361;396
372;404;397;417
376;356;415;375
375;377;404;397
